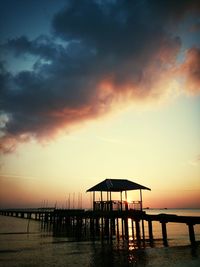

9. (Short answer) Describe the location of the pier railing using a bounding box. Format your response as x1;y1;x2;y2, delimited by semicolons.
93;200;142;211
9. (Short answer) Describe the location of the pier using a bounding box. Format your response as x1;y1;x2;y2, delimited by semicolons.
0;208;200;246
0;179;199;247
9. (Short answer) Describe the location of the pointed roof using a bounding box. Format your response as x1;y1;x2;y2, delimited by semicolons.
86;178;151;192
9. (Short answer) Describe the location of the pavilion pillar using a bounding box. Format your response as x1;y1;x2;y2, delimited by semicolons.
106;191;109;211
110;191;112;211
140;189;145;242
125;190;128;211
100;191;103;211
140;189;143;211
93;191;95;211
120;191;123;211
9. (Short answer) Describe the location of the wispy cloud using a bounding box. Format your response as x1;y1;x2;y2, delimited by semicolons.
0;173;40;181
96;136;124;144
188;154;200;166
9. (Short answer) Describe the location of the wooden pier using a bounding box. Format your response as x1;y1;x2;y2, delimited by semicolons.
1;179;199;246
0;208;200;246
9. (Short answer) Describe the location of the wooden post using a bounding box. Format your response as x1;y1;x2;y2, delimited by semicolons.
109;218;113;241
78;217;83;238
124;218;129;240
90;218;95;238
95;218;100;235
84;218;87;237
101;217;104;240
121;218;124;239
116;218;119;241
135;220;141;244
44;213;48;223
105;217;109;238
188;224;195;245
107;191;109;210
141;219;145;242
131;219;135;240
148;220;153;244
111;218;115;235
161;222;168;246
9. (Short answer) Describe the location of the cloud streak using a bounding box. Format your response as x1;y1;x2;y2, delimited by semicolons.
0;0;200;152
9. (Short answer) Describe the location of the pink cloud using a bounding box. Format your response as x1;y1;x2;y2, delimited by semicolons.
179;47;200;94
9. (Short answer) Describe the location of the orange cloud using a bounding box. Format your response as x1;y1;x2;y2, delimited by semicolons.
179;47;200;94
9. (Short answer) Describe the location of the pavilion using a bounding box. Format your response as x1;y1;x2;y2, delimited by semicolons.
87;178;151;212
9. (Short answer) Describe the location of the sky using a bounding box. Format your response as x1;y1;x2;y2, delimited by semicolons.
0;0;200;209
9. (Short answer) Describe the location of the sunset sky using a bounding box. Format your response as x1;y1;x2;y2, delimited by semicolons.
0;0;200;209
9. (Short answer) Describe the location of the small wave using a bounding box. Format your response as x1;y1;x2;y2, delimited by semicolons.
0;249;20;253
0;232;39;235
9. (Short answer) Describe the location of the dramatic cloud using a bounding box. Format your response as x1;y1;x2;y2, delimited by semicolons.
179;47;200;94
0;0;200;152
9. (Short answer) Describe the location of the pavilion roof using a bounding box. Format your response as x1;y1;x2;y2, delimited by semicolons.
86;178;151;192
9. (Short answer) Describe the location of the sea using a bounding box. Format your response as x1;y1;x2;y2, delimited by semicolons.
0;209;200;267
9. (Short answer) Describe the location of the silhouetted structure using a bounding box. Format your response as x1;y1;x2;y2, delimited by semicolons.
0;178;199;246
87;178;151;212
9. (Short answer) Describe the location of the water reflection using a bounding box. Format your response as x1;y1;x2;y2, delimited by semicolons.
39;220;200;267
89;240;148;267
1;214;200;267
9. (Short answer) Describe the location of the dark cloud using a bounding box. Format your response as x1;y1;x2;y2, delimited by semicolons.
4;35;64;60
0;0;200;152
190;22;200;32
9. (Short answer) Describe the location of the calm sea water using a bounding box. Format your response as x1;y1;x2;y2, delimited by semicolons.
0;209;200;267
